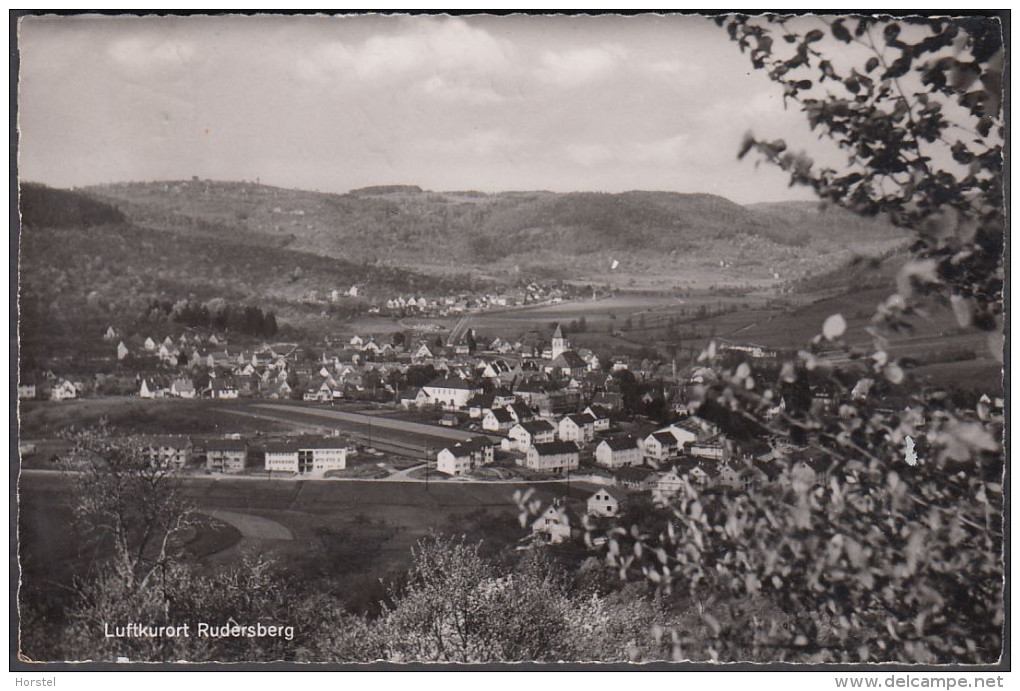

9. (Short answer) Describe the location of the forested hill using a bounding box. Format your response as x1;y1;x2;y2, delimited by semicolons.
17;184;482;367
82;180;907;275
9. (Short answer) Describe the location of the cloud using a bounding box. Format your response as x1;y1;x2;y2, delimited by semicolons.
630;134;691;165
296;17;510;86
645;58;702;85
565;143;613;166
418;74;503;105
536;45;626;86
107;36;197;74
420;129;522;158
566;134;692;167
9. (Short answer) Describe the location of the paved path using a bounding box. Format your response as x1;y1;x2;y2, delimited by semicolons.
202;509;293;540
386;463;426;481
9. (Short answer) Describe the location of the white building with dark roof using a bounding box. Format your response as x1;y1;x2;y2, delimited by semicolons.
587;487;628;518
525;441;580;473
595;435;643;469
421;377;481;411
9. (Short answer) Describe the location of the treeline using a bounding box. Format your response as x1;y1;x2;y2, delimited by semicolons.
20;183;126;229
144;298;278;337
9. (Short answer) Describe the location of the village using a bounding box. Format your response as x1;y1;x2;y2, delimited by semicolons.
22;313;999;550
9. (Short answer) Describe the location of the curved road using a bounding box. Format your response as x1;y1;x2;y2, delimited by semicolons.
203;509;293;540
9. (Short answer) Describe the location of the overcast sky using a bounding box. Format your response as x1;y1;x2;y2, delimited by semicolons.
17;13;839;204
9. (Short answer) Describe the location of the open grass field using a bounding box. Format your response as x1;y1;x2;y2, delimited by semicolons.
19;472;601;617
18;398;294;439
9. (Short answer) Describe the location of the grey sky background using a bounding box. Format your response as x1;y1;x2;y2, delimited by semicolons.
17;13;842;204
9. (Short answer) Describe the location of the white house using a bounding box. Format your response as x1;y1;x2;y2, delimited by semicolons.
654;469;685;501
662;424;698;451
558;413;596;444
584;405;611;432
525;441;580;474
435;437;494;476
587;487;628;518
144;336;157;351
421;377;481;411
139;435;192;469
531;499;579;544
50;380;78;401
508;420;557;452
506;402;534;424
436;445;473;476
205;438;248;473
17;384;36;400
482;407;515;433
206;379;239;399
689;441;726;461
117;341;130;360
595;435;643;469
643;431;679;462
264;437;347;477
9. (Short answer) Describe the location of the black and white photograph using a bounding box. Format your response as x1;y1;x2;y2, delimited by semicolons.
12;10;1007;669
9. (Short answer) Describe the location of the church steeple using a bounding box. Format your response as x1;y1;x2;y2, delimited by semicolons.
552;323;569;359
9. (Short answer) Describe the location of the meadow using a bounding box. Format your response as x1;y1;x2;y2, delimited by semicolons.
18;398;293;439
18;473;597;619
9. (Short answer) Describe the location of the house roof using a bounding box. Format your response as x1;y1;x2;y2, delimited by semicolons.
614;466;655;482
517;419;557;435
401;387;424;401
589;486;628;503
204;438;248;452
265;440;298;454
487;408;514;423
425;376;477;391
138;434;191;448
552;351;586;368
266;436;346;453
461;436;497;451
600;435;640;451
467;393;496;408
564;413;595;426
536;499;582;525
531;440;580;456
439;443;473;459
514;379;549;394
585;404;610;419
651;431;678;446
508;402;533;417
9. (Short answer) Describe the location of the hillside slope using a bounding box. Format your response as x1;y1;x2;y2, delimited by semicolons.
85;180;908;285
18;184;480;369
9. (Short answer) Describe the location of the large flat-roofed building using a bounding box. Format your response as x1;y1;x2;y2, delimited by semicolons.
139;435;192;469
205;438;248;473
264;437;347;476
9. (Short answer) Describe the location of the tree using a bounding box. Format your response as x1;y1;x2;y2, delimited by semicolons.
374;536;585;662
264;311;278;337
723;13;1003;341
59;422;195;589
521;14;1004;664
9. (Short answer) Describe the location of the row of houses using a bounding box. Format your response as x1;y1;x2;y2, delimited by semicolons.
121;434;349;477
